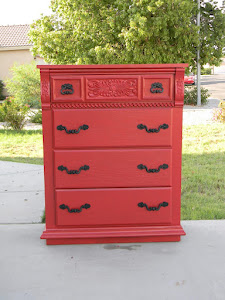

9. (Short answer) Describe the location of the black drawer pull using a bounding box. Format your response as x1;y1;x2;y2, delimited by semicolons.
137;123;169;133
138;202;168;211
59;203;91;213
150;82;164;93
60;84;74;95
137;164;168;173
58;165;90;174
57;124;89;134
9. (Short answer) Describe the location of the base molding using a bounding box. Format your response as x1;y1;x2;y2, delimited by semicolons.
41;225;185;245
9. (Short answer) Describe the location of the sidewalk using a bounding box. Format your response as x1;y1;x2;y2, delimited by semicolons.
183;98;219;125
0;161;225;300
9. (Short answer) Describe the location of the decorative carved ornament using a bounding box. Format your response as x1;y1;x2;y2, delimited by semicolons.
51;102;174;109
41;79;50;98
87;79;138;98
176;80;184;97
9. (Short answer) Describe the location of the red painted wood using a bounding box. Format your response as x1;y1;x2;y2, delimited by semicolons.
51;75;84;102
85;75;140;101
41;224;185;244
38;63;187;245
54;149;172;188
37;63;188;70
142;74;174;101
56;188;172;226
54;108;172;148
46;236;181;245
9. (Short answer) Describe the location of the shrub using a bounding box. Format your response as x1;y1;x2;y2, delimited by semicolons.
218;100;225;122
5;62;41;108
0;97;30;130
212;108;223;122
0;104;5;122
201;67;212;75
184;86;210;106
0;80;5;100
29;109;42;124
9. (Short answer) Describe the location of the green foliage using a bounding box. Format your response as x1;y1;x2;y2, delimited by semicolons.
184;86;210;106
0;80;5;100
217;100;225;123
5;62;41;108
0;97;30;130
212;108;223;122
30;109;42;124
201;67;212;75
29;0;225;68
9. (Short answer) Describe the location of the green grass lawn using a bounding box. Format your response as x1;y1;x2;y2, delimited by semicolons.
182;124;225;220
0;124;225;220
0;129;43;165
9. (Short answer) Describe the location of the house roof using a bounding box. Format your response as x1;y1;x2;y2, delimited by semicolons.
0;24;32;48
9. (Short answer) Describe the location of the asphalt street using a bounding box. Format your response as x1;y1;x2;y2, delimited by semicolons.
200;74;225;101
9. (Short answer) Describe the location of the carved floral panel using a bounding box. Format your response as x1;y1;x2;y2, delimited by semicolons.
87;78;138;99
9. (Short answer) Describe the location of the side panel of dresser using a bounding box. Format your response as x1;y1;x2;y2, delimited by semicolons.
40;69;55;230
171;68;185;226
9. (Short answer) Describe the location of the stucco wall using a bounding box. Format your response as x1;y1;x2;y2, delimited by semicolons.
0;48;45;96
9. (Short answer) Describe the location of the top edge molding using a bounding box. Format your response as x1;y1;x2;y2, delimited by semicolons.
37;63;188;70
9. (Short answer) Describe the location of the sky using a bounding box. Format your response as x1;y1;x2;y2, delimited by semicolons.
0;0;224;26
0;0;52;26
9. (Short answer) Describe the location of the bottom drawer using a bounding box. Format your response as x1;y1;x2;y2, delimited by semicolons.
56;188;172;226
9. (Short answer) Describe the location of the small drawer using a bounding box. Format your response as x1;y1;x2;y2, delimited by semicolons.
51;75;83;102
142;74;174;101
53;108;172;148
54;149;172;189
56;187;172;226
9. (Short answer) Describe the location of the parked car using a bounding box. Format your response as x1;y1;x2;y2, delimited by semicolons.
184;74;195;85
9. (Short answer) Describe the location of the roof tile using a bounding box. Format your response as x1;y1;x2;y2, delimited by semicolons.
0;24;32;48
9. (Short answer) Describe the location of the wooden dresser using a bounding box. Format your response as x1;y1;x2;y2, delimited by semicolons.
38;64;187;245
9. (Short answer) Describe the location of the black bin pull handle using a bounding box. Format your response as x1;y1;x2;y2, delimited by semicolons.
137;164;168;173
57;124;89;134
58;165;90;174
138;202;168;211
137;123;169;133
59;203;91;213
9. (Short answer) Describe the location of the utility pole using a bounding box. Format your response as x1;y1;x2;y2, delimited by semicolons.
197;0;201;106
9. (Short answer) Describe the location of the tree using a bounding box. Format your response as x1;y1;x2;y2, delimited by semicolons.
29;0;225;69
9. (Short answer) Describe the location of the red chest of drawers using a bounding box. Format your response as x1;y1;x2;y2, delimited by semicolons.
38;63;187;245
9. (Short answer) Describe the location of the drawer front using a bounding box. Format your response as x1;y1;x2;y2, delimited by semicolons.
56;188;172;226
142;75;174;101
54;149;172;188
51;75;83;102
54;108;172;148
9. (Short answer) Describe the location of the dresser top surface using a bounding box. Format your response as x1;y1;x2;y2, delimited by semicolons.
37;63;188;71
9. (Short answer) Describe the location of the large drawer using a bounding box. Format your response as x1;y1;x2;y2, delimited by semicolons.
53;108;172;148
54;149;172;189
56;188;172;226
